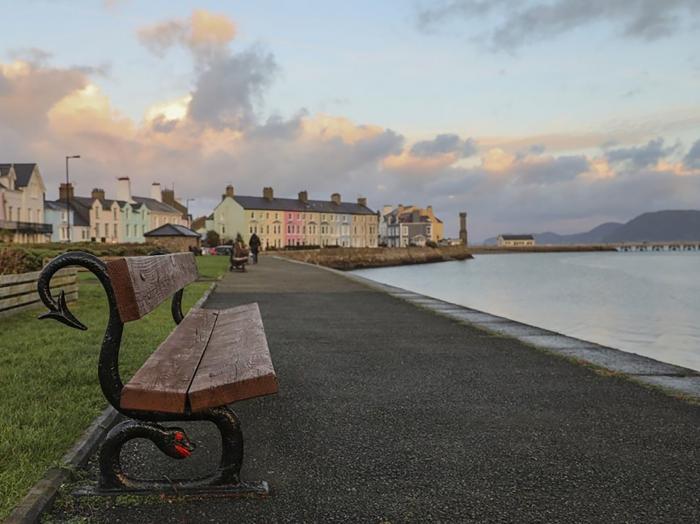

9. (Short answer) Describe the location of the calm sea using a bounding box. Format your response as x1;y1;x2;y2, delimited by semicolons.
354;252;700;372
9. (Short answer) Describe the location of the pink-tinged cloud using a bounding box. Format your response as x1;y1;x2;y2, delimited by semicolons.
2;9;700;241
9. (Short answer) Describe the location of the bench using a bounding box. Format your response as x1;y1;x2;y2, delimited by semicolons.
36;251;278;496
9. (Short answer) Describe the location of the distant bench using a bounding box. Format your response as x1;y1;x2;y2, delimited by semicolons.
37;251;278;495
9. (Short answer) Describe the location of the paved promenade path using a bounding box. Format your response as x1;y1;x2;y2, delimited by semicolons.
50;257;699;522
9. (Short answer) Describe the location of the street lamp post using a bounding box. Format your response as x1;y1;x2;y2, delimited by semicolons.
65;155;80;242
185;198;195;225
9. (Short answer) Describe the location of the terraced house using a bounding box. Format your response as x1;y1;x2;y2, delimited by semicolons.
380;204;444;247
45;177;187;244
212;186;378;249
0;163;52;243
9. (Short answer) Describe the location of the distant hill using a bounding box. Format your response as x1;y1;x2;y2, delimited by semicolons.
602;210;700;243
482;210;700;245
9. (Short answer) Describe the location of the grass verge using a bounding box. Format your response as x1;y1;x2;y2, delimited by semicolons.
0;256;229;519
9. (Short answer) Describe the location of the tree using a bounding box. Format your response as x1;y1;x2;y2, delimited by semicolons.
205;230;220;247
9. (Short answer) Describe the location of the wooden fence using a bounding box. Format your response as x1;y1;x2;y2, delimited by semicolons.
0;269;78;319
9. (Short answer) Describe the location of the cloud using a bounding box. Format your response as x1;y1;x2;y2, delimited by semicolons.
410;133;477;157
187;46;278;130
8;48;52;67
605;137;678;169
417;0;700;51
2;19;700;243
138;10;236;63
684;139;700;169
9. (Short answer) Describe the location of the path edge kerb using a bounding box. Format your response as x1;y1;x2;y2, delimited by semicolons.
4;280;219;524
274;256;700;403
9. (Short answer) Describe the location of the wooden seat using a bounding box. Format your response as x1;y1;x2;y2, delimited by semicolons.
120;302;278;414
40;251;278;494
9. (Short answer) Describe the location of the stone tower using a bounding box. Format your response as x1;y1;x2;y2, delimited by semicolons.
459;212;468;246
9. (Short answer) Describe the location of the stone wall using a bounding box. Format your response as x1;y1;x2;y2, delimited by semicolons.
148;236;200;253
277;245;472;270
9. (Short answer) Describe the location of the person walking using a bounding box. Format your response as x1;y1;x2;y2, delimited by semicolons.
249;232;261;264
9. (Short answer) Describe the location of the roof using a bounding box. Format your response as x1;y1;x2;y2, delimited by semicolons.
45;199;91;227
230;195;376;215
499;234;534;240
144;223;200;237
191;216;207;231
133;196;182;214
67;196;98;227
44;200;68;211
0;163;37;188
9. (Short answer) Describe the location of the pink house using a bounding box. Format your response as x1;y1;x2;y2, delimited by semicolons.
285;210;305;246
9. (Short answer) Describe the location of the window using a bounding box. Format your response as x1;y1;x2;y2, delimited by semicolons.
104;223;108;236
113;208;117;221
113;224;118;238
95;207;100;219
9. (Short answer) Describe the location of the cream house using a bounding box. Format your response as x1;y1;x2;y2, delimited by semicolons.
212;186;378;249
0;163;52;243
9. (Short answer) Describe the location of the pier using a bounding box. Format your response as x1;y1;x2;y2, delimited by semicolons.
47;257;700;522
615;241;700;252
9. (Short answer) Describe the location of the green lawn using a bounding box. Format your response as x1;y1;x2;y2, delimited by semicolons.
0;256;229;519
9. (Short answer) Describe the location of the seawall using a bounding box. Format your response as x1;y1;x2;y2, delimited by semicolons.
276;245;473;270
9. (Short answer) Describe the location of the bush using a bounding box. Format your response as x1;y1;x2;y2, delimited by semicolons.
0;242;161;274
0;248;43;275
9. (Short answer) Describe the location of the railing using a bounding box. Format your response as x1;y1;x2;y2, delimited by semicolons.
0;220;53;234
0;268;77;318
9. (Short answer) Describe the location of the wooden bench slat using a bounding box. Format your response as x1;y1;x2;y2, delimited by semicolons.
107;253;199;322
188;303;278;412
120;308;218;414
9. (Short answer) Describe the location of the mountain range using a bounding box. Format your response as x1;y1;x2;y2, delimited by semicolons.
483;210;700;245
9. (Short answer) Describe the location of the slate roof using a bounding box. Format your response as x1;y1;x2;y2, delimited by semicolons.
144;223;200;237
46;199;91;227
133;196;182;214
500;234;534;241
230;195;376;215
0;163;37;188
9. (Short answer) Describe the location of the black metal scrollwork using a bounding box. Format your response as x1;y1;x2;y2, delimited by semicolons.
38;252;250;493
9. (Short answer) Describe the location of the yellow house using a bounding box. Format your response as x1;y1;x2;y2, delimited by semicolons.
212;186;378;249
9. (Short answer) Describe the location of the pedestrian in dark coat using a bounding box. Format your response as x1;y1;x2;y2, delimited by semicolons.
249;233;261;264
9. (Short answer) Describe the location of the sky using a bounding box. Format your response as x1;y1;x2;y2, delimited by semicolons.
1;0;699;241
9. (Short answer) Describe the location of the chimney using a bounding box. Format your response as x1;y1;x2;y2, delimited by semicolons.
59;182;74;201
357;197;367;207
91;188;105;201
459;212;468;246
150;182;162;202
331;193;341;205
263;187;274;201
117;177;133;203
226;185;234;197
298;190;308;204
427;205;433;212
162;188;175;206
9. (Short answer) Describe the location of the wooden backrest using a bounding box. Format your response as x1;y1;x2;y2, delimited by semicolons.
106;253;198;322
